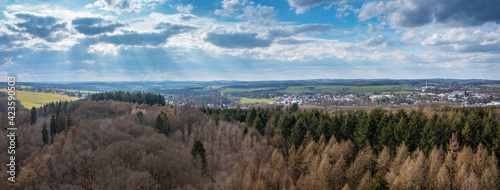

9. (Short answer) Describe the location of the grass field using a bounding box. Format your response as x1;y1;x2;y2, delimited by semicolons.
222;87;277;93
383;91;414;94
239;97;276;104
282;85;414;94
59;89;99;93
0;89;81;108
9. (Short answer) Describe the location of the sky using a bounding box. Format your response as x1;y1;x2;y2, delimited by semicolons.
0;0;499;82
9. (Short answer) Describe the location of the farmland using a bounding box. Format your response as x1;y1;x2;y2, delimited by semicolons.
0;89;81;108
239;97;276;104
281;85;414;94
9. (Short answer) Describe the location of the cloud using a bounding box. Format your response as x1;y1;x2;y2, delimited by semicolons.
97;22;195;46
72;17;124;36
237;4;275;20
287;0;341;14
176;4;193;14
87;0;166;13
359;0;500;27
276;38;314;45
204;32;272;49
421;27;500;53
8;12;68;42
214;0;246;17
265;24;333;39
357;34;396;51
0;33;27;50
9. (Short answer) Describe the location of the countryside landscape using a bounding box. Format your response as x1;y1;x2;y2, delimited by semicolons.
1;0;500;189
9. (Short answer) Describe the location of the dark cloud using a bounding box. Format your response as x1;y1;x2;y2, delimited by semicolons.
276;38;313;45
265;24;333;39
98;22;195;46
72;17;124;36
288;0;336;7
180;15;194;21
10;13;67;41
360;0;500;27
0;33;28;50
205;32;272;49
363;35;387;47
287;0;341;13
154;22;196;32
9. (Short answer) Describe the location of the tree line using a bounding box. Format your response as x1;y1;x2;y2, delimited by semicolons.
91;91;166;106
2;97;500;189
202;105;500;157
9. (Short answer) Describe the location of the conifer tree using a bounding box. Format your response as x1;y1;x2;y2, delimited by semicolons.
191;140;206;167
30;106;37;125
67;114;72;128
41;122;48;145
155;114;164;133
49;115;57;143
252;116;265;134
136;111;145;124
290;118;307;149
354;115;370;150
368;172;389;190
246;108;257;127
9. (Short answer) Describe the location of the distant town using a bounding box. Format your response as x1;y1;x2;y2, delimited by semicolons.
8;79;498;109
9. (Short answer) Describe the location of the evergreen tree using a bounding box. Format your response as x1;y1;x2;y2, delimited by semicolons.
406;109;427;152
155;114;164;133
290;103;299;113
342;111;357;141
41;122;48;145
290;118;307;149
354;114;370;150
56;112;67;132
30;106;37;125
279;113;295;140
67;114;72;127
246;108;257;127
368;108;385;147
154;111;170;135
191;140;206;166
462;122;475;147
318;118;333;141
49;115;57;143
252;116;265;134
136;111;145;124
368;172;389;190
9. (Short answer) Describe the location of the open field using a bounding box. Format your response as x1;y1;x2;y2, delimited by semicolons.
239;97;276;104
0;89;81;108
59;89;99;93
282;85;414;94
221;87;277;93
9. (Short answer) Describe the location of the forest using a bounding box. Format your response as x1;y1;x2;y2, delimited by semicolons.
0;95;499;189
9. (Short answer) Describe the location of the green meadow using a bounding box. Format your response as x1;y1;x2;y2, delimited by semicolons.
0;89;81;108
239;97;276;104
282;85;414;94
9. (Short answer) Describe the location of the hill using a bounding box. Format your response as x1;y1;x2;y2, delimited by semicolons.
0;89;81;108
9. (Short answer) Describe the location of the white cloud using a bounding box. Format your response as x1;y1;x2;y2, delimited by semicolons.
287;0;342;14
88;43;121;55
176;4;193;14
214;0;246;17
237;4;275;20
421;27;500;52
88;0;167;13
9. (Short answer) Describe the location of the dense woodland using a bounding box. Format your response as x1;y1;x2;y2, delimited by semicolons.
0;95;500;189
90;91;166;106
